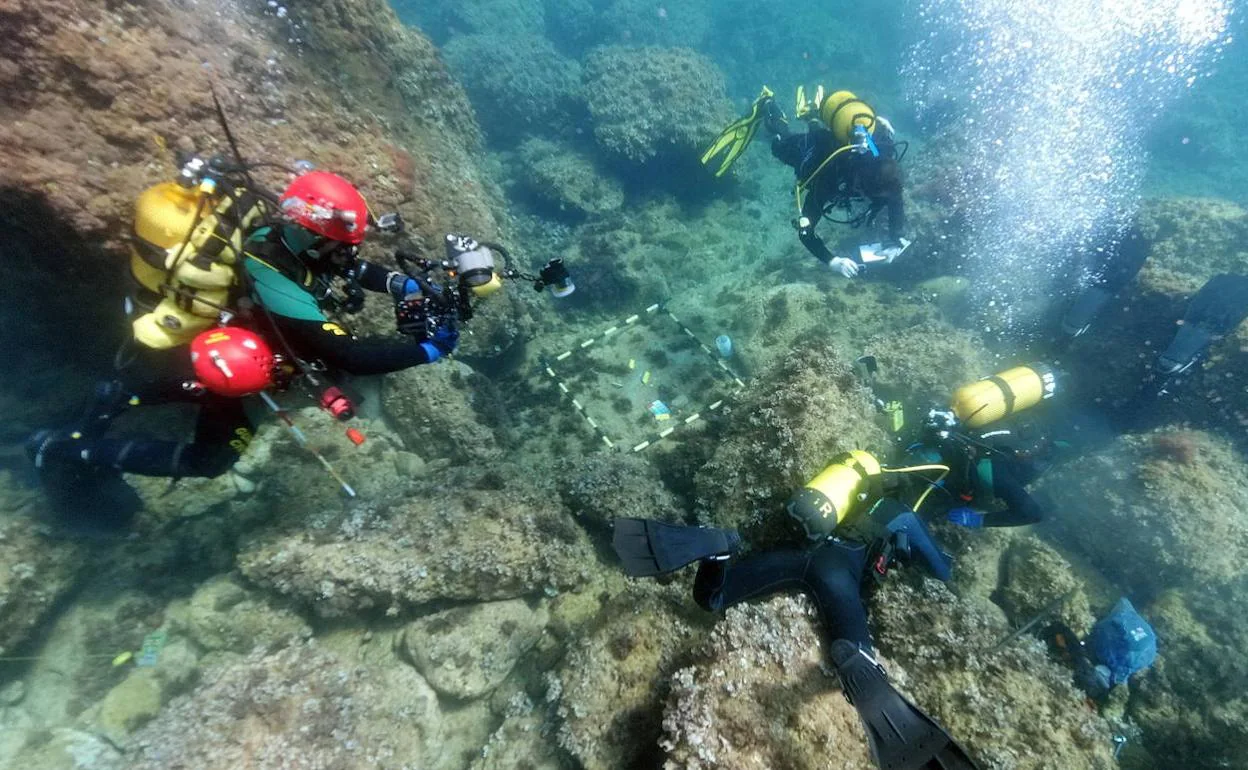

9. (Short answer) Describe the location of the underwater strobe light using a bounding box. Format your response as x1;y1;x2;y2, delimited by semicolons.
537;258;575;298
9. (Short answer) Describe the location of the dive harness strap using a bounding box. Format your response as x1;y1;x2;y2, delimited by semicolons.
985;375;1016;419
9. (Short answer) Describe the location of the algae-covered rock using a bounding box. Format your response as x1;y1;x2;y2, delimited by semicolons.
399;599;550;699
1136;196;1248;297
860;321;993;412
583;46;734;164
1128;584;1248;770
9;728;123;770
238;483;595;618
87;638;199;746
997;536;1097;637
599;0;711;48
551;583;702;770
694;345;889;542
128;642;442;769
1037;429;1248;597
393;0;545;42
384;361;507;464
443;33;584;143
514;138;625;218
0;499;87;656
660;595;873;769
557;452;684;533
166;575;310;654
871;577;1118;770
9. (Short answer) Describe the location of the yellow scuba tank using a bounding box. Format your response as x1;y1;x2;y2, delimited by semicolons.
949;363;1058;429
820;90;876;147
787;450;882;539
129;181;271;349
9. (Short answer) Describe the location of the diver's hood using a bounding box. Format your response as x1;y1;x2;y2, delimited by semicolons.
1156;323;1213;375
1061;286;1112;337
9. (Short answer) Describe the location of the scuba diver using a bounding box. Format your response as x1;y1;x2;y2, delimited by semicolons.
905;364;1063;529
1155;273;1248;377
1060;223;1152;339
702;86;908;277
26;160;462;492
613;451;980;770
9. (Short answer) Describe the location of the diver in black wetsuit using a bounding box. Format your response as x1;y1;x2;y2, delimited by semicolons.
613;455;980;770
763;91;906;276
28;171;458;483
908;409;1055;529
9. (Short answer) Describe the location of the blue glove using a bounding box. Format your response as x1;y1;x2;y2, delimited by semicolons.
947;507;985;528
430;323;458;355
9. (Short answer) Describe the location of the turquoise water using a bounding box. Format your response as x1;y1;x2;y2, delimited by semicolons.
1;0;1246;768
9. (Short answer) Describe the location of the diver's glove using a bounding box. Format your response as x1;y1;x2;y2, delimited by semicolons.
947;507;985;528
430;323;459;355
829;257;860;278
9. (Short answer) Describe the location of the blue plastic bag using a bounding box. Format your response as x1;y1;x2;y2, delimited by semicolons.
1088;598;1157;686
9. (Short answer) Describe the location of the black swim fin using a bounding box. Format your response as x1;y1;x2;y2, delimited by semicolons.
831;640;980;770
1157;274;1248;374
612;518;740;577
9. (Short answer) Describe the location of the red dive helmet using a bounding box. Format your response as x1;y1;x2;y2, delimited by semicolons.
279;171;369;245
190;327;277;398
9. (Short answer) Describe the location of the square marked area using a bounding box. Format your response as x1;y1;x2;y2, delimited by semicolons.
543;304;747;452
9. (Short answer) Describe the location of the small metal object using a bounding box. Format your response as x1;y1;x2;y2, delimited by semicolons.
1112;734;1127;759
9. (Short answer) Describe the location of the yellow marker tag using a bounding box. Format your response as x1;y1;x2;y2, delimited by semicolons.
628;359;636;370
112;651;134;667
655;413;670;422
641;371;651;385
322;323;348;336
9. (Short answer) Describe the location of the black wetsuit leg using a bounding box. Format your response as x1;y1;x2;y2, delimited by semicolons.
980;458;1044;527
693;540;872;649
64;389;254;479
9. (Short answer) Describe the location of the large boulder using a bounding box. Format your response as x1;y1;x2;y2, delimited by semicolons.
660;595;873;768
165;575;311;655
0;479;88;657
512;138;625;219
583;46;733;165
127;643;443;769
442;34;585;143
398;599;550;699
384;361;509;464
1036;429;1248;598
551;583;703;770
238;482;596;618
1130;584;1248;770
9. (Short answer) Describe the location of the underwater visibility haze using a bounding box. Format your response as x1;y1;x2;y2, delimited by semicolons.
0;0;1246;768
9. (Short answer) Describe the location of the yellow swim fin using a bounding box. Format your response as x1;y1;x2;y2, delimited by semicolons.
700;86;777;178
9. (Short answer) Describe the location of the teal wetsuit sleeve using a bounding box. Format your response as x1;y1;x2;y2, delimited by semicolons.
243;257;328;322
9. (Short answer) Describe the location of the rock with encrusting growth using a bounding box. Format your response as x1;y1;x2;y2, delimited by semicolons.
128;642;442;769
399;599;550;699
384;361;508;464
997;536;1097;636
660;595;873;769
550;582;703;770
871;577;1118;770
238;482;596;618
694;345;889;544
166;574;311;654
557;451;684;532
0;483;87;657
583;46;733;165
1036;429;1248;597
